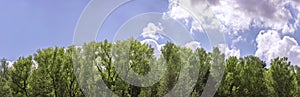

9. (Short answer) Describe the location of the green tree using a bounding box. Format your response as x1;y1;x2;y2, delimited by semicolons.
295;66;300;96
0;58;13;97
2;39;300;97
10;56;33;97
206;48;225;97
190;48;211;97
32;47;84;97
158;42;181;97
238;56;268;97
65;46;85;97
269;57;297;97
73;42;101;97
217;56;240;97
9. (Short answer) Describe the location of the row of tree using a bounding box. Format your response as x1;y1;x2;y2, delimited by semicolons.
1;39;300;97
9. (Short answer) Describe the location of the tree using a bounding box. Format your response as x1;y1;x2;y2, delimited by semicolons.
10;56;33;97
204;48;225;97
295;66;300;96
238;56;268;96
158;42;181;97
71;42;100;97
217;56;239;97
190;48;211;97
126;39;154;97
0;58;12;97
65;46;85;97
2;39;300;97
32;47;84;97
268;57;297;97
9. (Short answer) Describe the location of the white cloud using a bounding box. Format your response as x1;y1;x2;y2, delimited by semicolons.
166;0;240;58
210;0;294;34
231;36;246;48
282;23;296;34
32;60;38;69
165;0;300;61
140;22;170;57
218;44;241;58
255;30;300;65
255;30;281;59
184;41;201;51
5;60;38;69
164;0;192;32
7;61;14;68
190;21;203;34
167;1;191;21
141;23;163;40
166;0;299;35
165;0;220;34
0;60;13;68
1;60;38;68
140;39;164;57
291;0;300;11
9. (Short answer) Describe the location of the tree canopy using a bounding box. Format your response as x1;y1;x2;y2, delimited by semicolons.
1;39;300;97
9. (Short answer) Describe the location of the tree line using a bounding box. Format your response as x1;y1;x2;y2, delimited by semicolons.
1;39;300;97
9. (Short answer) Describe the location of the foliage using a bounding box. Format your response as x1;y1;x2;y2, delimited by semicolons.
1;39;300;97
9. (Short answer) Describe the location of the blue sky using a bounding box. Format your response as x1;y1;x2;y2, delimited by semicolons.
0;0;89;60
1;0;300;65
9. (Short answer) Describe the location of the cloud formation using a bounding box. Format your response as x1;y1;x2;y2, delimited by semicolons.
184;41;201;51
140;23;166;57
167;0;299;34
165;0;220;34
8;61;13;67
255;30;300;65
141;23;163;40
166;0;240;58
218;44;241;58
166;0;299;64
211;0;295;34
140;39;164;57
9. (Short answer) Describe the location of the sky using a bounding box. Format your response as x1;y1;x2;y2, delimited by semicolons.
1;0;300;66
0;0;89;60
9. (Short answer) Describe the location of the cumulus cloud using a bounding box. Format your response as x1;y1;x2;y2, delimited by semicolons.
190;21;203;34
167;2;191;21
291;0;300;11
165;0;221;34
184;41;201;51
211;0;295;34
140;39;164;57
165;0;240;58
0;60;14;68
141;23;163;40
1;60;38;68
165;0;300;62
7;61;14;67
167;0;299;35
255;30;300;65
32;60;38;69
282;23;296;34
140;23;167;57
218;44;241;58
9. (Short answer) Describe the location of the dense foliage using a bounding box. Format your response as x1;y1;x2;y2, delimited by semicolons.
1;39;300;97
